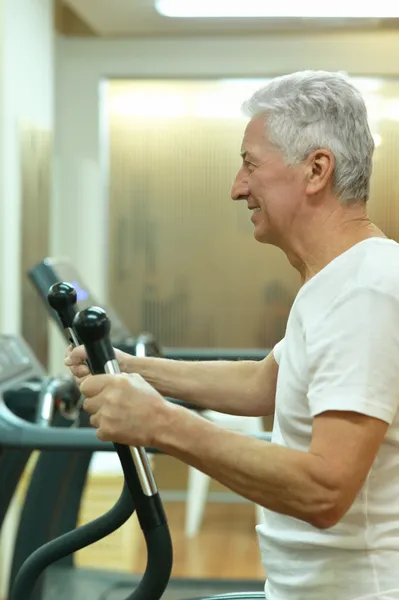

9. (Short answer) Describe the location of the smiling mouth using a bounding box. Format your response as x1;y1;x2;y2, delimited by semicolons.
250;207;261;213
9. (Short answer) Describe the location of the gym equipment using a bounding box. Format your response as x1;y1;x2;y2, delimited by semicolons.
0;345;81;531
8;304;266;600
28;257;269;361
5;320;172;600
5;287;265;599
71;302;266;600
0;344;44;531
9;362;264;600
28;258;133;350
0;336;165;600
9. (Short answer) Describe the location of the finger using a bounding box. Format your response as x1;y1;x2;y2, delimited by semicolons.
76;374;91;387
83;396;106;415
80;374;113;398
70;364;91;379
96;428;108;442
83;397;95;414
90;414;100;428
64;345;88;366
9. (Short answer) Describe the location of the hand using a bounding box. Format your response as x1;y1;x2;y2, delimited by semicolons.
64;345;130;385
80;372;170;446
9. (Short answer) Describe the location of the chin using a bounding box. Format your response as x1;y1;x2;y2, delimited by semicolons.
253;227;282;248
253;226;273;245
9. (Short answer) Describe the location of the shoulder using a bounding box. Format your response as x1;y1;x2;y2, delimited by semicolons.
353;238;399;296
295;239;399;329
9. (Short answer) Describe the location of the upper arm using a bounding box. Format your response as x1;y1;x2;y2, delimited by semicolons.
252;340;283;416
310;411;389;523
306;286;399;522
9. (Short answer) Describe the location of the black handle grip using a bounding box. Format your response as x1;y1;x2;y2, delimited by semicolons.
73;305;173;599
73;307;115;374
73;306;169;526
125;523;173;600
47;282;93;372
47;282;78;330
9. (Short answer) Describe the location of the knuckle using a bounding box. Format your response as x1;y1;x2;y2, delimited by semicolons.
96;429;105;441
118;374;131;388
130;372;142;381
104;387;115;403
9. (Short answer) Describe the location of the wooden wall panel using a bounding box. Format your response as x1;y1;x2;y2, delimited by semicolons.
20;125;52;367
106;78;399;349
107;80;296;349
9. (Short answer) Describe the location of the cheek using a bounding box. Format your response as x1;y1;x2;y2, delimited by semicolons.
255;180;301;228
249;174;270;207
250;175;281;214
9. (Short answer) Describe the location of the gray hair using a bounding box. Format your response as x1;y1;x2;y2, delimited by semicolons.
242;70;375;203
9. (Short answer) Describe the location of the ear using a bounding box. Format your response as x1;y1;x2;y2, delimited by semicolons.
305;149;335;196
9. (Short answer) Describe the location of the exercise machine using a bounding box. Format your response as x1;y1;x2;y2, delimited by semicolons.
0;343;81;531
28;257;269;361
6;286;266;599
0;336;88;598
0;334;168;600
5;287;264;599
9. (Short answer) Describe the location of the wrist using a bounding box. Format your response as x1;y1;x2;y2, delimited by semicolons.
117;351;137;374
153;401;203;452
150;397;179;448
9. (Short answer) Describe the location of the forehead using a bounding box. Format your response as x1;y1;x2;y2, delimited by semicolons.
241;115;269;156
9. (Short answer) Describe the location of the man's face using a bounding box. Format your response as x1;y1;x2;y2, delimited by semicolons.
231;115;307;245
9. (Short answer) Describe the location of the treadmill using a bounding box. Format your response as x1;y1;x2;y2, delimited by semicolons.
0;338;83;530
28;257;269;361
0;337;84;597
0;336;45;529
3;317;266;600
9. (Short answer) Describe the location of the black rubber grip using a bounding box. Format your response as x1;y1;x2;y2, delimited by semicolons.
123;523;173;600
83;338;116;374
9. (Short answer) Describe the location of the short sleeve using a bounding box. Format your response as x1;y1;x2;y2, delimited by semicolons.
307;286;399;424
273;339;285;365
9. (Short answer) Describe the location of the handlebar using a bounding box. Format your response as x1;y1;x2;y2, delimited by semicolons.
73;306;173;599
10;290;173;600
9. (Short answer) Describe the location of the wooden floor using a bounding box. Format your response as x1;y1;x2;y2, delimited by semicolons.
133;502;265;580
76;475;265;582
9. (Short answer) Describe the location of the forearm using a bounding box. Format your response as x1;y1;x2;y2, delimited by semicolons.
156;405;340;528
124;355;266;415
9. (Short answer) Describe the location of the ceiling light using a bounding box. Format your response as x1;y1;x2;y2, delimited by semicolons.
155;0;399;18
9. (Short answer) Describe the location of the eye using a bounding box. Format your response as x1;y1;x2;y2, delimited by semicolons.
243;159;256;173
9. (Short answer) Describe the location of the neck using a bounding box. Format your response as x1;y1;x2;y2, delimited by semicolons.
281;205;386;284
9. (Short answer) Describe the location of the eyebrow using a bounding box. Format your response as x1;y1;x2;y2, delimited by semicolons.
240;149;258;164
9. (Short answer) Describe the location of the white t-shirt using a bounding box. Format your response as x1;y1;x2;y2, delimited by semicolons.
257;238;399;600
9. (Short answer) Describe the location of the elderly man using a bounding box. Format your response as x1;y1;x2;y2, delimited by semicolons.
65;70;399;600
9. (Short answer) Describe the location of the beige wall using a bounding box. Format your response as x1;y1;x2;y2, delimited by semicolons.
105;77;399;348
107;80;296;348
52;32;399;489
53;31;399;372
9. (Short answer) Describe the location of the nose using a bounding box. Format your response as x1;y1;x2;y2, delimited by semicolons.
231;167;249;201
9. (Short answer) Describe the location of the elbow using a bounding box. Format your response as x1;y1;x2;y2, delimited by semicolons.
309;509;341;530
307;496;348;530
301;460;353;530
